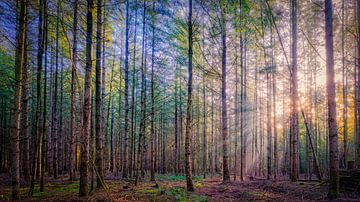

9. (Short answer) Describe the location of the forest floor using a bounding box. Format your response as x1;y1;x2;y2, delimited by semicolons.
1;173;360;201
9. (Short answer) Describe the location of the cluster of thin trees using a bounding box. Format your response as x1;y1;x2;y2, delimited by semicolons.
1;0;360;200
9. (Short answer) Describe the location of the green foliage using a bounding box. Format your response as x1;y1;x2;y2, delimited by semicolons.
167;187;207;202
156;174;203;182
0;48;14;99
1;182;79;200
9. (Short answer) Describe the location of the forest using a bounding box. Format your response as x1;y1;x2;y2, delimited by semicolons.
0;0;360;201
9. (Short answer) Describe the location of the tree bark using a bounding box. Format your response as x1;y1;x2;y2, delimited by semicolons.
70;0;78;181
122;0;130;179
40;6;48;190
79;0;94;196
202;74;206;179
175;76;179;175
129;0;139;177
107;51;116;173
95;0;104;189
221;1;230;182
266;72;272;180
234;45;239;181
20;2;29;182
341;0;348;169
185;0;194;191
150;0;156;182
135;0;147;185
11;0;27;199
102;0;107;171
29;0;45;195
290;0;299;182
324;0;339;198
52;0;61;179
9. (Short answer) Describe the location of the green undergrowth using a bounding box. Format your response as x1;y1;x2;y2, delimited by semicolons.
15;182;79;200
167;187;207;202
137;181;206;202
138;186;207;202
156;174;203;182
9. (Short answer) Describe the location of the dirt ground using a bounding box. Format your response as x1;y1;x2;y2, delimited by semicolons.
0;174;359;201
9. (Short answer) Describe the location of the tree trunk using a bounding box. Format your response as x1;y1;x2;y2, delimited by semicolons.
79;0;94;196
234;45;239;181
324;0;339;198
95;0;104;189
202;74;206;179
341;0;348;169
174;76;179;175
210;80;214;176
267;72;272;180
129;0;139;177
221;1;230;182
70;0;78;181
11;0;27;199
272;31;277;180
28;0;44;195
185;0;194;191
59;55;64;174
107;51;115;173
20;4;29;182
52;0;61;179
102;0;107;171
123;0;130;178
150;1;156;181
135;0;147;185
40;7;48;190
290;0;299;182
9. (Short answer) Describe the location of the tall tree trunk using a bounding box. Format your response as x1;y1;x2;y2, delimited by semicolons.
52;0;61;179
129;0;139;177
47;46;54;176
95;0;104;189
29;0;43;195
122;0;130;178
116;19;124;175
79;0;94;196
11;0;27;199
272;31;277;180
185;0;194;191
254;51;258;176
290;0;299;182
150;0;156;182
70;0;78;181
174;77;179;175
40;7;48;190
107;51;115;173
20;4;29;182
234;46;239;181
210;80;214;176
324;0;339;198
220;1;230;182
135;0;147;185
179;76;183;174
242;33;248;181
102;0;107;171
59;56;64;174
202;74;206;179
266;72;272;180
341;0;348;169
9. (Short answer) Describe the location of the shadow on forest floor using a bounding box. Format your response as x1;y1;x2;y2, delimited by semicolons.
0;173;359;201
